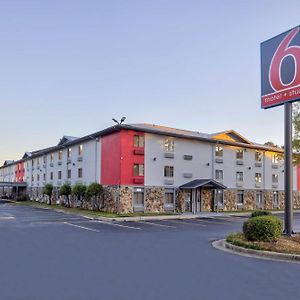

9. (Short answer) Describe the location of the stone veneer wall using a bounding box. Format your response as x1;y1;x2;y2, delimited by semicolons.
119;186;133;214
144;187;164;213
201;189;213;212
175;190;185;213
223;190;237;211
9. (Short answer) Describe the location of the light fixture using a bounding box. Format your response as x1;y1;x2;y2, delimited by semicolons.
112;117;126;125
206;163;210;166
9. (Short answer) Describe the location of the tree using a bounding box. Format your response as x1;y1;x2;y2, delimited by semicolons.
43;183;53;205
292;102;300;164
60;183;72;207
86;183;104;210
72;183;87;208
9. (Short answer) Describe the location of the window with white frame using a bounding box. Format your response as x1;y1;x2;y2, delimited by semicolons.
133;164;144;177
256;191;263;207
215;146;223;157
215;189;224;206
58;171;62;180
215;169;223;181
78;168;83;178
67;148;72;159
255;173;262;183
164;166;174;177
164;138;174;152
50;172;53;181
255;151;262;162
237;190;244;205
236;171;243;181
272;174;278;184
273;191;279;207
50;153;54;161
164;188;174;206
58;150;63;160
78;144;83;156
67;169;71;179
134;135;144;148
272;154;279;164
236;149;244;160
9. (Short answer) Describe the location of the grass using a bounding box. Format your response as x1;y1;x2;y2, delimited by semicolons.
11;201;177;218
226;232;300;255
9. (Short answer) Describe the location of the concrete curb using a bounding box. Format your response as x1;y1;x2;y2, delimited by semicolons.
212;239;300;264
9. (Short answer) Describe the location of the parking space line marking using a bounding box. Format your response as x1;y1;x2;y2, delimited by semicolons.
193;219;229;225
0;216;15;220
138;221;176;228
94;220;142;230
206;217;243;223
63;222;100;232
162;220;206;227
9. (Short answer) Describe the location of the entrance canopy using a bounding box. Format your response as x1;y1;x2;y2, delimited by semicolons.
0;182;27;188
179;179;226;190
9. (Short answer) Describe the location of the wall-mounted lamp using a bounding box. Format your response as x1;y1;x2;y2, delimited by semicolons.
206;163;210;166
153;157;157;161
248;167;251;170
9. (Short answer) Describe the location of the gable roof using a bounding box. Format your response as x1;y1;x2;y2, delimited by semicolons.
57;136;79;146
210;130;253;145
180;179;227;189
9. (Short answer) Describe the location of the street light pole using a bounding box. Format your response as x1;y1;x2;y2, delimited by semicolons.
284;102;294;235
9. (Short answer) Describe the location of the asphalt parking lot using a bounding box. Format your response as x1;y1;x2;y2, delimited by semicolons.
1;201;300;300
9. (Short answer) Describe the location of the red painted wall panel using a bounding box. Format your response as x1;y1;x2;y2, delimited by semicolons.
120;130;144;185
15;162;25;182
100;129;145;186
101;132;121;185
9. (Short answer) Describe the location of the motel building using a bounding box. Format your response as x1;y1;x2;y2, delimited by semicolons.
1;123;300;214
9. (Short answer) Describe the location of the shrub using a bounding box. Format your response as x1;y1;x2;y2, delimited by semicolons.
243;215;283;242
72;183;87;208
250;210;272;218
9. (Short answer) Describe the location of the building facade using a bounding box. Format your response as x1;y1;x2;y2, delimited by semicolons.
1;123;300;213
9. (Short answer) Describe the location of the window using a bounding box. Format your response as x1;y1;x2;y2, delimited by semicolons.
133;164;144;177
215;169;223;180
237;190;244;205
37;157;40;165
236;171;243;181
164;166;174;177
133;188;144;206
32;175;34;182
78;144;83;156
272;154;279;164
50;172;53;180
67;148;72;158
50;153;54;161
43;173;46;181
134;135;144;148
164;188;174;205
43;156;46;164
215;189;224;206
255;151;262;162
164;138;174;152
272;174;278;183
67;169;71;179
236;149;244;160
215;146;223;157
58;171;62;180
255;173;262;183
256;191;263;207
78;168;83;178
58;150;63;160
32;160;34;167
273;191;279;207
37;174;40;181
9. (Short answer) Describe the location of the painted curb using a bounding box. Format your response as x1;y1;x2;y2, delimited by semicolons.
213;239;300;264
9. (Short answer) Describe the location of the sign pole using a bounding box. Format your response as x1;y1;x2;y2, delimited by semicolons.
284;102;293;235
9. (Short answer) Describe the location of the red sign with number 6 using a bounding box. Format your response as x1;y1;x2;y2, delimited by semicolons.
261;26;300;109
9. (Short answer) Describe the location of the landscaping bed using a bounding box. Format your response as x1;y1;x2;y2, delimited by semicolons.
227;232;300;255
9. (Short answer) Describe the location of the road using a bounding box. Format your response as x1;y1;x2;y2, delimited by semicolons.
0;200;300;300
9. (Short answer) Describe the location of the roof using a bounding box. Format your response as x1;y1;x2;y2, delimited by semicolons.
0;122;285;168
180;179;227;189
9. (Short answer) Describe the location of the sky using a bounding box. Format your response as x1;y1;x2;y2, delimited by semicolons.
1;0;300;163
